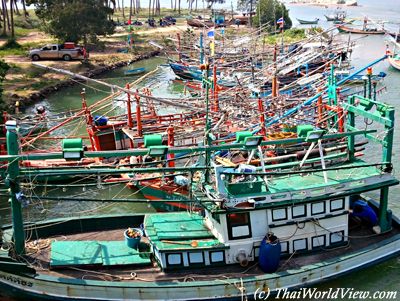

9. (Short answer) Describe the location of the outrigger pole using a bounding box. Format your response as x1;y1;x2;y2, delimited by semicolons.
265;54;389;127
31;63;209;112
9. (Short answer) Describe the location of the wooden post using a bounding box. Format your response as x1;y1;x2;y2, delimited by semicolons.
126;83;133;129
213;64;218;112
177;33;181;61
135;90;142;136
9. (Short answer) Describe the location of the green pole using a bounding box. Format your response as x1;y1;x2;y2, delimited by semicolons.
347;96;355;162
379;106;394;233
5;121;25;255
378;186;391;233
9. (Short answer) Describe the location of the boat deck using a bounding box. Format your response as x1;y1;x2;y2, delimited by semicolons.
23;217;400;282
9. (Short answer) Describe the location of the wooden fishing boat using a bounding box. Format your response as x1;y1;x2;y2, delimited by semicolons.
336;25;386;35
186;18;214;28
297;18;319;25
124;67;146;76
1;85;400;299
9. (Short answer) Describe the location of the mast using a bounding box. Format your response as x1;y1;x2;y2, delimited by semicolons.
5;121;25;255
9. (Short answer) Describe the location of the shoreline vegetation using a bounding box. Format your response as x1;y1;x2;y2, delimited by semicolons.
0;6;306;113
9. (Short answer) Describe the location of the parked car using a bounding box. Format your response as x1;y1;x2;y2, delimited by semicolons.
29;43;87;61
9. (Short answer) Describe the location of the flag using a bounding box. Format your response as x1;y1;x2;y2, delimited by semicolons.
207;29;215;38
277;17;284;25
210;41;215;56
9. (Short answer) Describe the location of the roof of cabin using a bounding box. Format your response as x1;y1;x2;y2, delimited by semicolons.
201;160;398;212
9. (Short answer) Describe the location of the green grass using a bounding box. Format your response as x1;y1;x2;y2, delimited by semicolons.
264;28;307;45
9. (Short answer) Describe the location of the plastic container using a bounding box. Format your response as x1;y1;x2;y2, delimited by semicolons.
124;228;143;249
258;234;281;273
351;199;378;226
94;115;108;126
237;164;257;173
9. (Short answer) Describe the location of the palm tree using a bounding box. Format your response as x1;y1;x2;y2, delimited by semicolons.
1;0;6;36
121;0;125;19
10;0;15;38
21;0;29;18
13;0;20;16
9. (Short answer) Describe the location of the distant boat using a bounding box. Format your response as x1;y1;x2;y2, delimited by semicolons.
346;0;358;6
336;25;386;35
325;10;347;22
297;18;319;25
124;67;146;76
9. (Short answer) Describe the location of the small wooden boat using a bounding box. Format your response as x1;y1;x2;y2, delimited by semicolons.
124;67;146;76
388;54;400;71
336;25;386;35
186;18;214;28
297;18;319;25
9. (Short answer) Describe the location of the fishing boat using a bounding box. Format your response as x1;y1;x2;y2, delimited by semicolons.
186;18;214;28
297;18;319;25
1;81;400;299
336;24;386;35
1;55;400;300
325;9;346;22
124;67;146;76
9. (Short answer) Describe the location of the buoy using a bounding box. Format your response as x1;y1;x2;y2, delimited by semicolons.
259;233;281;273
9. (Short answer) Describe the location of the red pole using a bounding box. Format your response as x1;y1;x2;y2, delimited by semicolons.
167;125;175;167
338;107;344;133
126;84;133;129
317;93;323;126
258;98;266;136
135;90;142;136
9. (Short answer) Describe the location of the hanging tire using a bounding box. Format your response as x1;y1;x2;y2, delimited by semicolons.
31;54;40;61
63;54;72;61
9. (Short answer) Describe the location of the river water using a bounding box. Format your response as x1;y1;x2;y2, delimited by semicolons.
1;0;400;299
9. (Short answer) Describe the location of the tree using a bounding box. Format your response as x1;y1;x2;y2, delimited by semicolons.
27;0;115;46
0;59;10;110
205;0;225;9
253;0;291;30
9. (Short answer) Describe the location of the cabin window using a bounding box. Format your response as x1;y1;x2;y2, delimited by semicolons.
188;252;204;264
281;241;289;254
330;199;345;212
271;208;287;222
209;251;225;263
254;247;260;258
330;231;345;244
227;212;252;240
293;238;308;251
166;253;183;266
311;202;325;215
212;213;221;223
312;235;326;249
292;204;307;218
